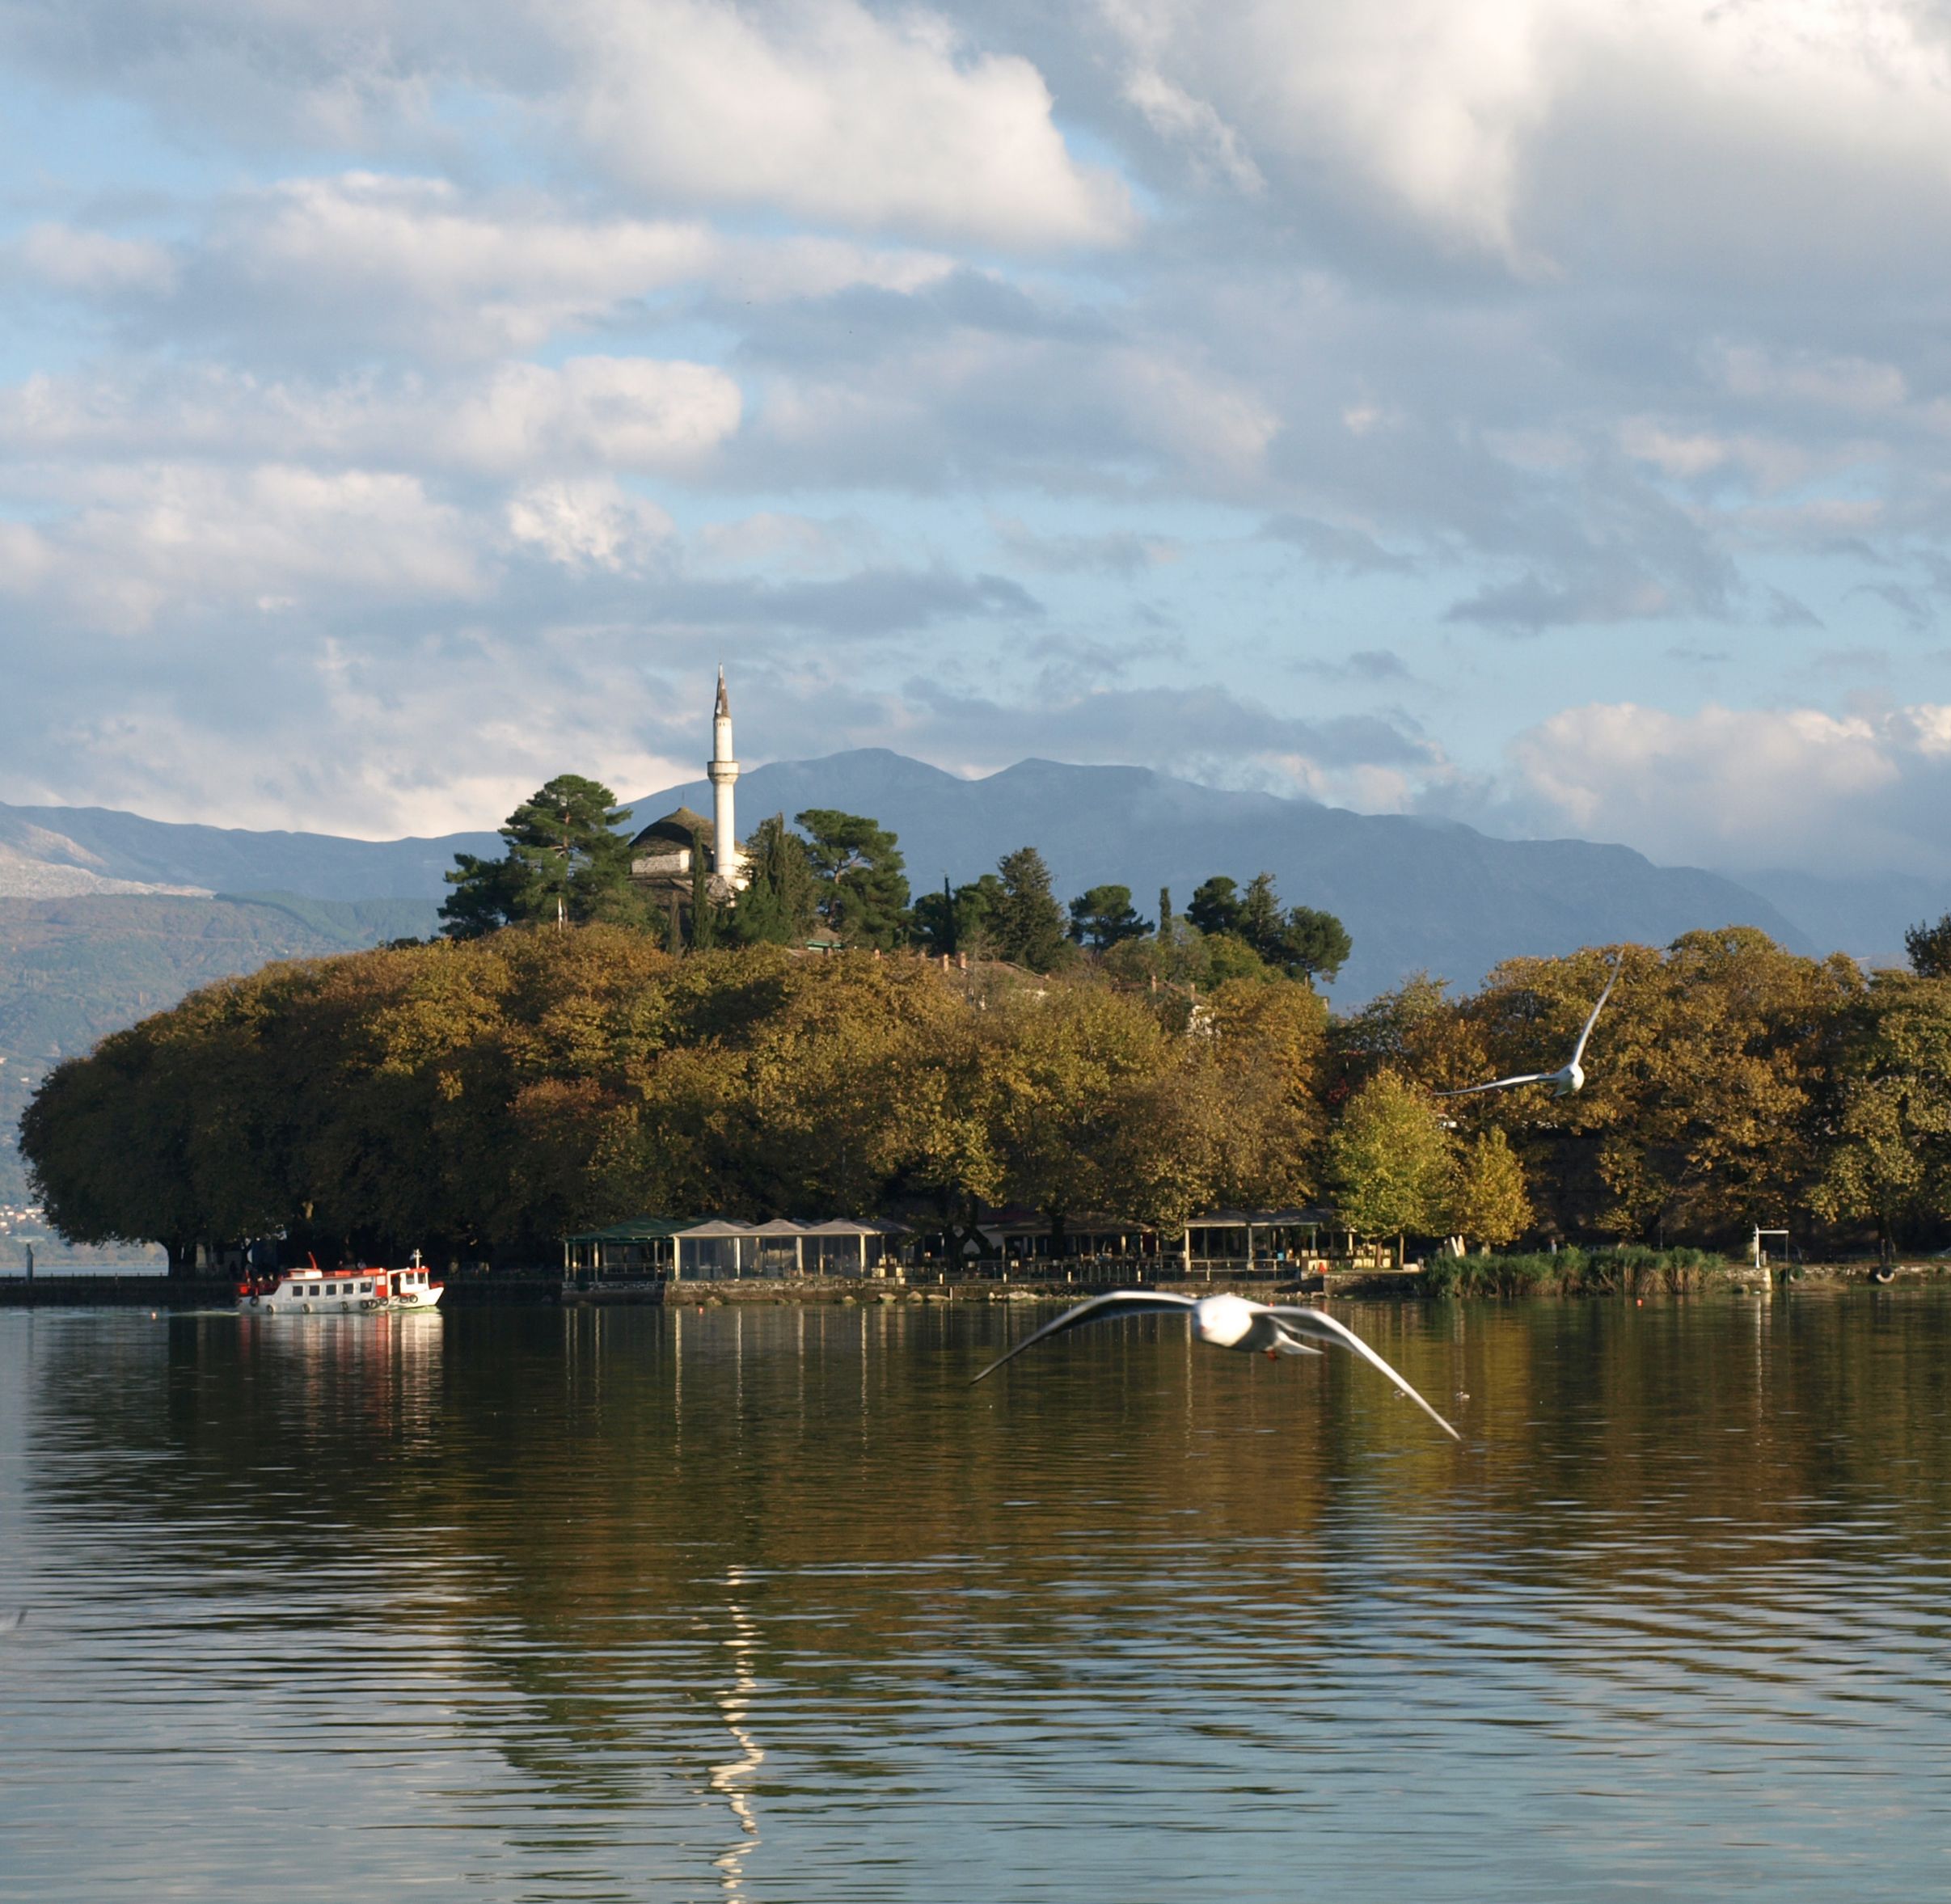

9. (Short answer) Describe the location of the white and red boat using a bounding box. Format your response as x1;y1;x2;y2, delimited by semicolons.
238;1251;444;1314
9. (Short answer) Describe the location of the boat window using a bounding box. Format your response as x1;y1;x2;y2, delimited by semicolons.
326;1284;339;1295
359;1281;372;1294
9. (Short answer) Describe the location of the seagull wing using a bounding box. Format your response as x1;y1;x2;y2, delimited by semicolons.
1261;1306;1463;1440
971;1290;1198;1383
1434;1071;1554;1099
1569;954;1623;1068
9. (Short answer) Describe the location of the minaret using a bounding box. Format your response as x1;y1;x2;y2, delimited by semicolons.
707;666;745;884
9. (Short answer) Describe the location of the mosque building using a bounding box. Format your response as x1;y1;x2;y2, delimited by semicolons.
627;669;751;923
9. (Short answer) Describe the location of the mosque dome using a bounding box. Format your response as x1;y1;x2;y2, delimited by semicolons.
629;806;714;855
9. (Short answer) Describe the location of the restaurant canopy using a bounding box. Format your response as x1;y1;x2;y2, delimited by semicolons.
562;1218;688;1276
564;1215;914;1281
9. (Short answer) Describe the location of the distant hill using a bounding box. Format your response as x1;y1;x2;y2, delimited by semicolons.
0;800;497;900
0;893;441;1204
627;752;1811;998
1732;868;1950;973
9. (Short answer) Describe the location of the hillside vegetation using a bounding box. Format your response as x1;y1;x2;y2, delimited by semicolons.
19;921;1951;1272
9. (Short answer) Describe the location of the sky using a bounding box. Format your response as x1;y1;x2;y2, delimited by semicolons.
5;1;1951;878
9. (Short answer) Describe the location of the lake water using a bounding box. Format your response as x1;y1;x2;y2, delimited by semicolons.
2;1291;1948;1902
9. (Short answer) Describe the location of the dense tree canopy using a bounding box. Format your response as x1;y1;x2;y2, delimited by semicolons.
22;932;1329;1269
22;917;1943;1273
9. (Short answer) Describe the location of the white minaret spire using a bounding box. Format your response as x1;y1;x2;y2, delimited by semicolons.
707;665;745;884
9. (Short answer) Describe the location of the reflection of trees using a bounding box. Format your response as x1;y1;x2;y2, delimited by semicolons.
23;1296;1951;1875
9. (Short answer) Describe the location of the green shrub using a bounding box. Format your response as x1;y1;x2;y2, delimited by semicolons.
1428;1243;1732;1298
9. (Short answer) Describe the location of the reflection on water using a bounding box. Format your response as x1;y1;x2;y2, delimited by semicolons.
2;1293;1951;1902
712;1573;764;1897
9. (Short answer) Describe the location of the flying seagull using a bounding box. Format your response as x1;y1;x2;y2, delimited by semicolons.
1436;954;1622;1100
973;1290;1461;1441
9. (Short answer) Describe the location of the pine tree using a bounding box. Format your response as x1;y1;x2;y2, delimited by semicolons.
1237;872;1283;953
1187;876;1241;938
1068;884;1152;950
796;809;911;948
1274;906;1353;985
991;847;1069;971
441;775;635;937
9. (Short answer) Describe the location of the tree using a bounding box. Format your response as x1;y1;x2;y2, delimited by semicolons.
912;878;956;956
1811;972;1951;1258
1158;888;1172;939
438;852;526;939
688;834;721;952
914;872;1007;958
1200;978;1331;1206
1187;876;1241;938
441;775;636;937
1273;906;1353;985
980;985;1186;1231
1905;914;1951;978
1204;933;1270;985
1447;1128;1532;1250
1237;872;1283;952
1327;1070;1454;1250
1069;884;1152;951
733;815;821;947
1232;872;1350;982
1454;933;1862;1246
990;847;1070;972
796;809;910;948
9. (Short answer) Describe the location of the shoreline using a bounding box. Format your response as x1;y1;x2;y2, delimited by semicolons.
2;1262;1943;1309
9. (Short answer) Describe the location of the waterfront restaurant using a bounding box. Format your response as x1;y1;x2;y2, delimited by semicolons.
562;1217;686;1280
1183;1208;1333;1271
563;1216;906;1283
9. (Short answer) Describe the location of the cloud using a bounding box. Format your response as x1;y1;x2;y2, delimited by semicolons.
11;0;1951;876
990;514;1177;575
1259;512;1412;575
505;478;675;572
1504;699;1951;877
0;463;482;633
1294;648;1413;684
563;0;1134;248
895;677;1437;792
91;174;956;361
0;355;744;476
1092;0;1951;281
440;358;741;474
13;223;177;296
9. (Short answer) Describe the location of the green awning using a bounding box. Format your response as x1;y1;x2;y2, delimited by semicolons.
563;1218;689;1245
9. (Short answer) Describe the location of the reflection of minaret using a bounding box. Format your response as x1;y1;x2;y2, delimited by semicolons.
708;667;745;885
